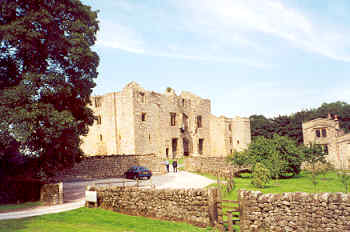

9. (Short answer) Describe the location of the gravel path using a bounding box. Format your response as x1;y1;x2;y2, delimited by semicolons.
0;171;215;220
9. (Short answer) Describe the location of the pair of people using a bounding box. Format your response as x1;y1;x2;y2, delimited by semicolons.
164;159;178;173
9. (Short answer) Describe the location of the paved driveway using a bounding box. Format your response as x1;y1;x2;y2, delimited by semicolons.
0;171;215;220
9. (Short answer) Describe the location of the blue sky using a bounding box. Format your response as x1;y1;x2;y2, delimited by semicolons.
82;0;350;117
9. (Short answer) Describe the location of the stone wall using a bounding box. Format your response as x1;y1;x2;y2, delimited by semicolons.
81;82;251;158
54;154;166;181
184;156;234;176
40;183;63;205
90;186;219;227
239;190;350;232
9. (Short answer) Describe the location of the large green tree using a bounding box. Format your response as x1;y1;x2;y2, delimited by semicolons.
0;0;99;175
231;135;304;177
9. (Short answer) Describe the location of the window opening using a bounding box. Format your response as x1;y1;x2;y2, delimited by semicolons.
198;139;204;155
170;113;176;126
197;115;202;128
139;92;145;103
97;115;102;125
315;129;321;137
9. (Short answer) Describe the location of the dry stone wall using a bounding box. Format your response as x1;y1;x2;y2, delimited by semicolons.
90;186;218;227
54;154;166;181
40;183;63;205
239;190;350;232
184;156;235;177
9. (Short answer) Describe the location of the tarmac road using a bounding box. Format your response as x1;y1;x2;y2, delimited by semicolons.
0;171;215;220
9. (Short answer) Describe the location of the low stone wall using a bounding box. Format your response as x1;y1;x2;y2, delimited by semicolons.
54;154;166;181
239;190;350;232
89;186;219;227
40;183;64;205
0;177;45;204
184;156;234;177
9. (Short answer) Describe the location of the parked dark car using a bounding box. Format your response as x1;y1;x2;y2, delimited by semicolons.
124;166;152;180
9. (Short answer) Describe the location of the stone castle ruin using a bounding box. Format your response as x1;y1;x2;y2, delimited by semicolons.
81;82;251;158
302;113;350;169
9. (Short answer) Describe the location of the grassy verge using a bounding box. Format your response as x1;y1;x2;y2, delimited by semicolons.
0;202;42;213
0;207;217;232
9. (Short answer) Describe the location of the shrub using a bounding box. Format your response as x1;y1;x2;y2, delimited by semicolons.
251;163;271;188
337;170;350;193
229;150;249;168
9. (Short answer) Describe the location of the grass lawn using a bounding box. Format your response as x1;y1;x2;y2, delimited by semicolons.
0;207;216;232
0;202;42;213
201;170;347;231
202;171;347;200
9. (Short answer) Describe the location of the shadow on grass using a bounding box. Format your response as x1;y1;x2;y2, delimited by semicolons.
0;217;31;232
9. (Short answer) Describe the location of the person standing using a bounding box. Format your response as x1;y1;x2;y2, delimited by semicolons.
165;159;169;173
172;159;178;173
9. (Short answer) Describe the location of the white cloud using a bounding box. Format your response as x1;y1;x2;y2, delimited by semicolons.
96;20;268;68
96;20;145;54
176;0;350;62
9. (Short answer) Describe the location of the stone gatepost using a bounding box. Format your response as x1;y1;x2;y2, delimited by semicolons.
208;187;219;227
40;182;64;205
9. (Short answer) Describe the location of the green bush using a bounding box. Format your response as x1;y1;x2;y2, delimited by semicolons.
337;170;350;193
229;150;249;168
251;163;271;188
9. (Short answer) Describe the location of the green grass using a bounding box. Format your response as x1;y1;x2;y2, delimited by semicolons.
0;207;216;232
201;171;346;200
0;202;41;213
201;171;347;231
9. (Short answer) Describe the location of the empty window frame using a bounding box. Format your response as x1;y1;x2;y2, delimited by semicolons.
230;137;233;144
323;144;328;154
141;113;146;121
315;129;321;137
196;115;202;128
228;124;232;131
170;113;176;126
322;128;327;137
99;134;103;141
198;138;204;155
139;92;145;103
94;97;102;107
96;115;102;125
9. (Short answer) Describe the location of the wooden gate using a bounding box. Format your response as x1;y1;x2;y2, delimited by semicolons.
216;176;241;232
217;199;240;231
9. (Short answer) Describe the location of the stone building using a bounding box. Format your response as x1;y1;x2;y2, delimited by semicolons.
81;82;251;158
302;114;350;169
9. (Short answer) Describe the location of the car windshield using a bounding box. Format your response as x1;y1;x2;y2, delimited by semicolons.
129;166;148;171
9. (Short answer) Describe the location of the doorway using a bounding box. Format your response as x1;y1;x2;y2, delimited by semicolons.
183;138;190;156
172;138;178;158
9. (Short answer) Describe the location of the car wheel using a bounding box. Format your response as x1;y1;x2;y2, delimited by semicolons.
147;176;151;180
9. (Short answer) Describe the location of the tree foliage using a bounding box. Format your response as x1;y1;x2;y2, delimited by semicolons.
250;101;350;144
230;135;304;177
0;0;99;175
251;163;271;188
